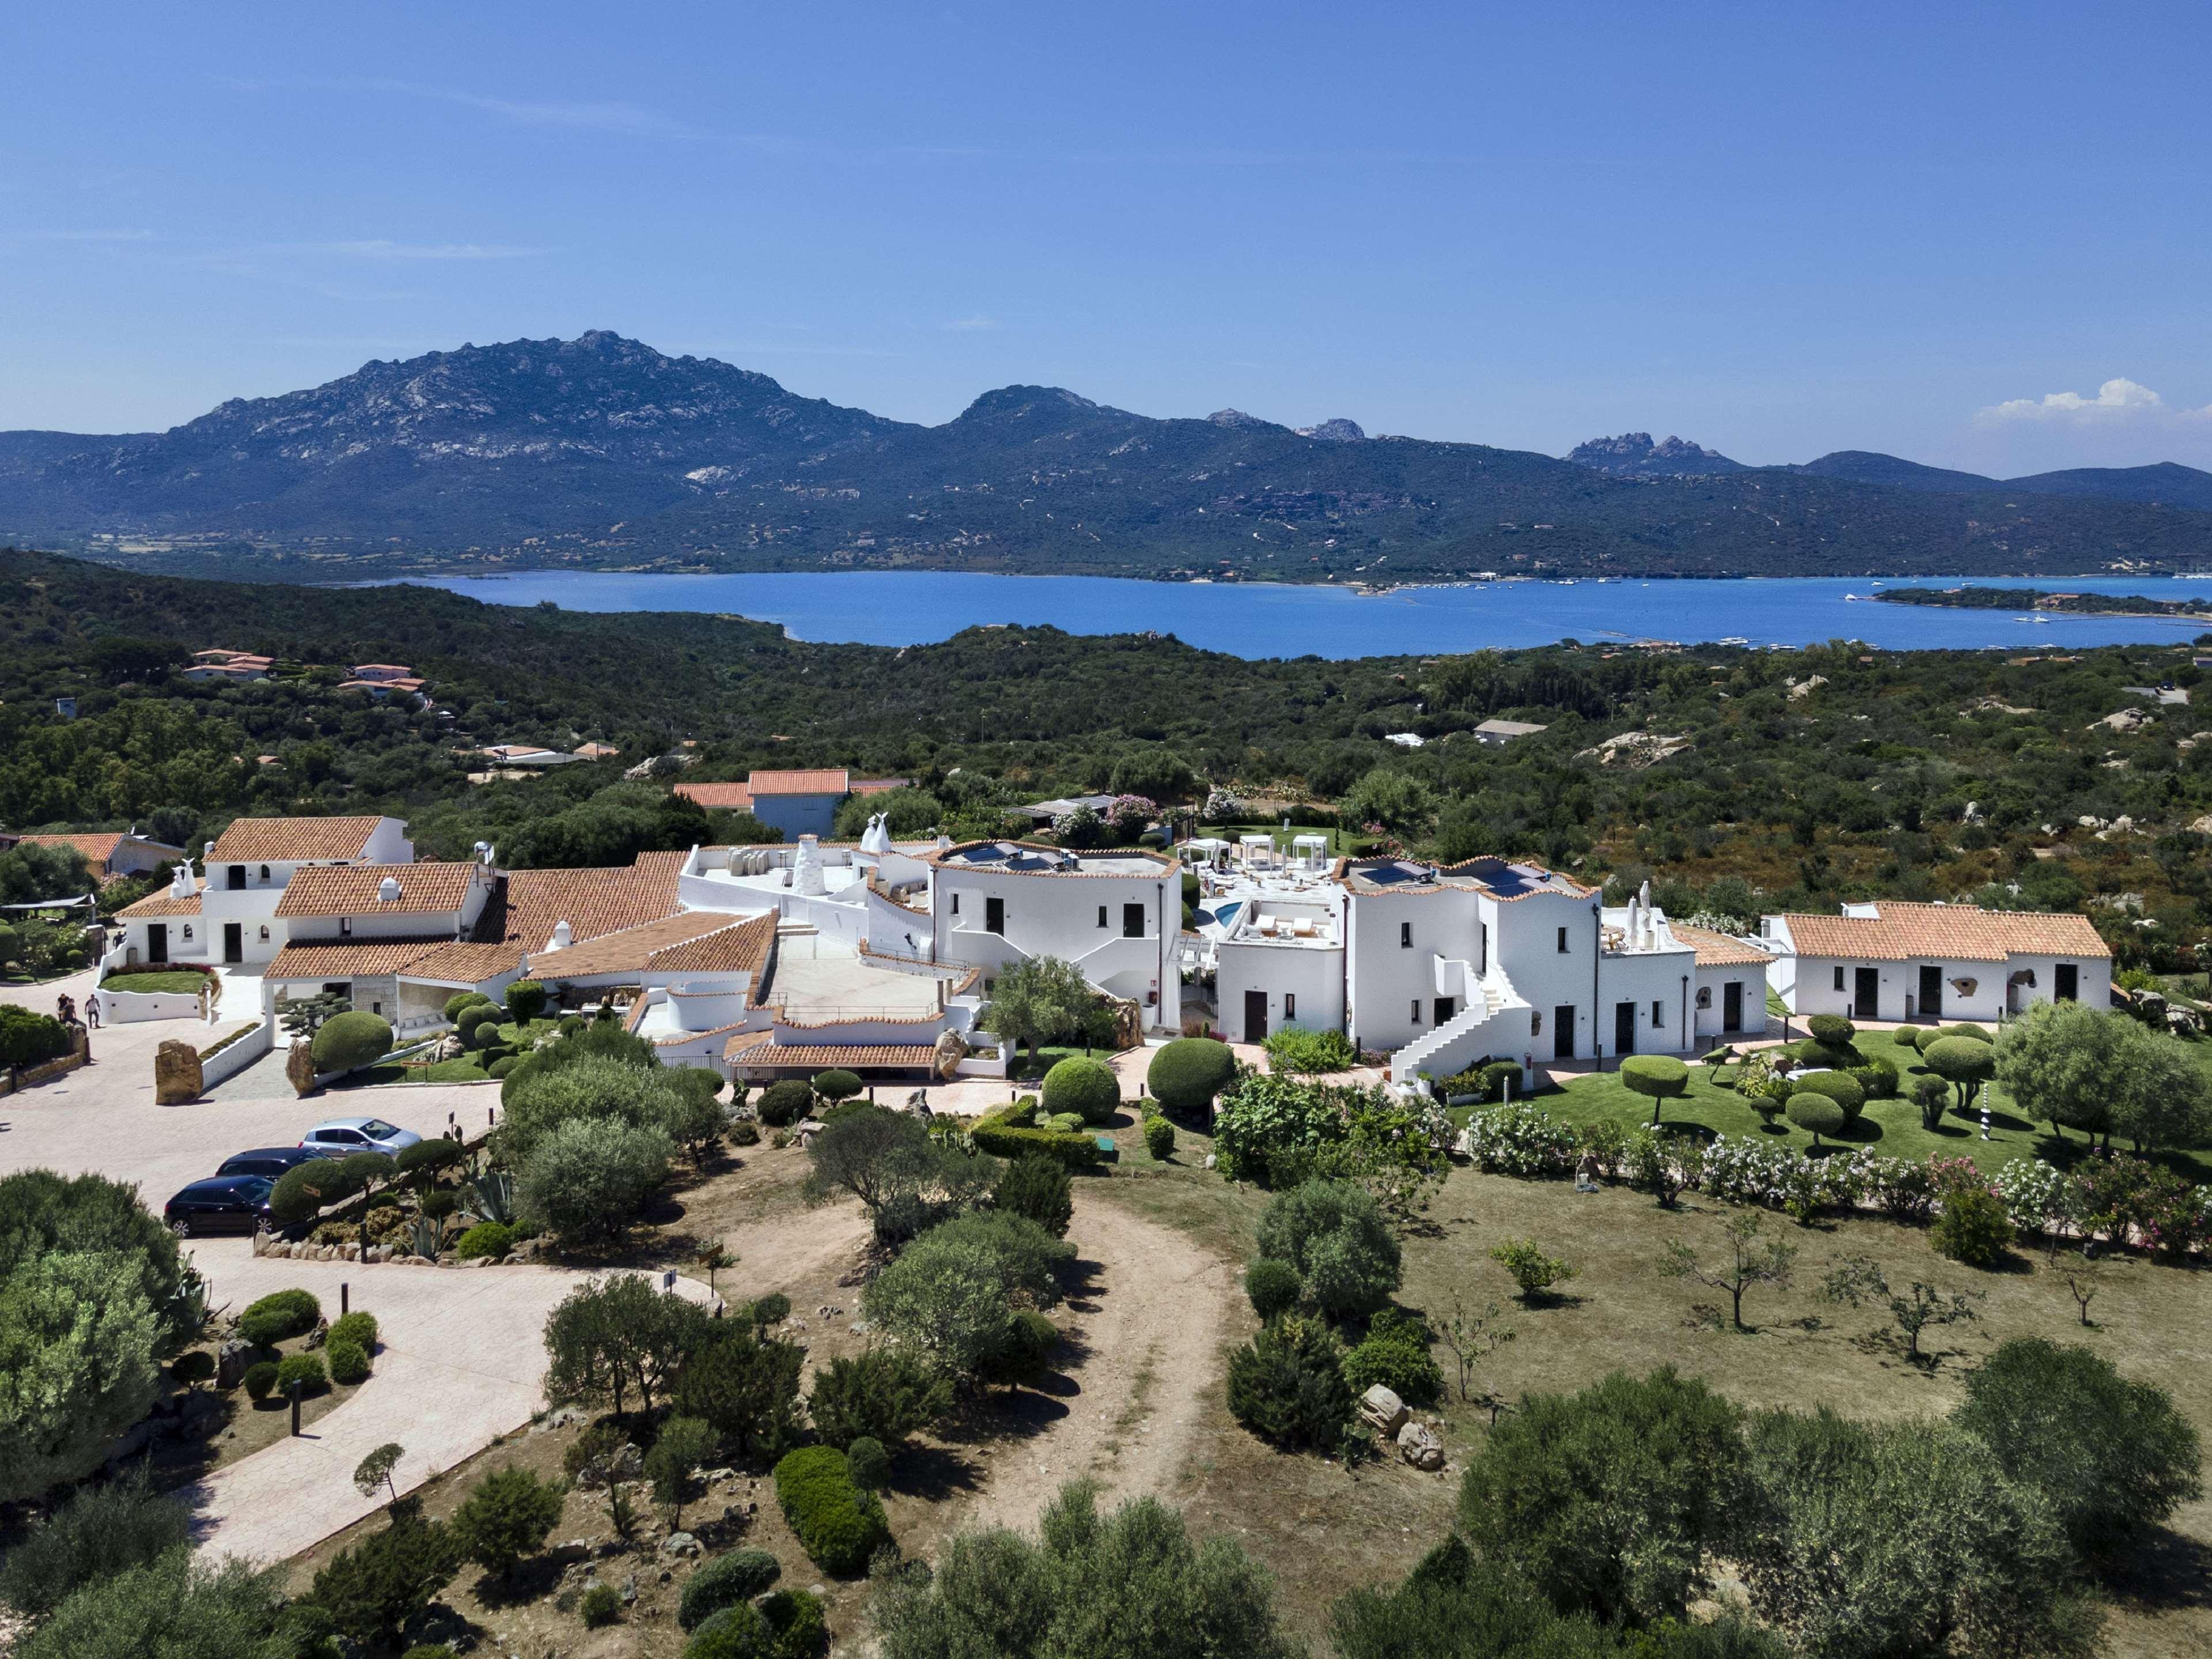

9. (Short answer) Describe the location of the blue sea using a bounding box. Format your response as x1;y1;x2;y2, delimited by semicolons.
373;570;2212;661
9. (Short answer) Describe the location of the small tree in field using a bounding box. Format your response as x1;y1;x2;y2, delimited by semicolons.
645;1415;717;1528
1490;1237;1577;1304
1821;1255;1981;1365
353;1442;404;1510
1662;1212;1797;1332
983;955;1093;1061
1437;1294;1516;1403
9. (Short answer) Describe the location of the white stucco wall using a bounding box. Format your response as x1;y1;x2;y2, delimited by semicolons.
1216;941;1345;1044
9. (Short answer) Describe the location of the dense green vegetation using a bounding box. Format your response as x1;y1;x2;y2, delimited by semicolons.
1883;585;2212;616
9;548;2212;968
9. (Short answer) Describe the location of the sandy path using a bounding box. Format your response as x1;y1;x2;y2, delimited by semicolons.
963;1194;1237;1531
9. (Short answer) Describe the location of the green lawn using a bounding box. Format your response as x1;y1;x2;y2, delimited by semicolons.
1005;1042;1115;1084
100;970;212;994
1539;1027;2212;1181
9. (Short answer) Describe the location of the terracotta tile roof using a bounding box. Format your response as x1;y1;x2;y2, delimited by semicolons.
501;856;684;950
16;832;124;866
399;941;526;984
118;891;202;918
647;911;777;977
748;768;850;796
266;938;452;978
724;1039;940;1070
275;863;482;918
209;816;385;863
531;910;760;978
676;782;755;811
850;778;908;796
1672;923;1773;969
1777;903;2109;963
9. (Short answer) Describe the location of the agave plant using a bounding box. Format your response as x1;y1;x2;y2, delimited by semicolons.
407;1215;447;1259
465;1170;517;1226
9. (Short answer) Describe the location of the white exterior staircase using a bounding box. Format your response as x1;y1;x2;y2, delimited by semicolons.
1394;956;1525;1084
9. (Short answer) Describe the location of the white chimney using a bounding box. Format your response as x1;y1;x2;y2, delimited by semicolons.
550;919;573;950
376;875;402;903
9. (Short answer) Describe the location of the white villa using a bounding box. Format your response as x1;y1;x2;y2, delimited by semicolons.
1760;901;2112;1023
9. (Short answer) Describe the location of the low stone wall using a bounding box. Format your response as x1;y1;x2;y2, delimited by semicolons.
253;1229;547;1268
1;1032;90;1096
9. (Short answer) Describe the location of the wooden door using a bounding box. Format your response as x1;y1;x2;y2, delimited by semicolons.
1244;990;1268;1044
1553;1005;1575;1059
1722;980;1743;1032
1614;1001;1637;1058
1854;967;1879;1018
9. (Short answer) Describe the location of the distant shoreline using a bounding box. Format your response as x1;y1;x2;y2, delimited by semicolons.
1875;584;2212;625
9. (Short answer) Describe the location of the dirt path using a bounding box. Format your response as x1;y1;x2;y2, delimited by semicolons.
963;1192;1237;1531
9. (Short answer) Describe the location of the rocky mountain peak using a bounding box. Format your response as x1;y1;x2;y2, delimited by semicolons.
1294;418;1366;442
1567;431;1743;476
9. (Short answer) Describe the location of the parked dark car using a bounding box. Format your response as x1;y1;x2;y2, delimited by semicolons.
217;1146;339;1180
164;1175;275;1237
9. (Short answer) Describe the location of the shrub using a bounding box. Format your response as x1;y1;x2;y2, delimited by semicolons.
1226;1313;1354;1451
457;1004;501;1048
488;1055;521;1080
1045;1111;1085;1133
327;1338;370;1385
306;1502;461;1646
327;1310;379;1353
863;1211;1070;1377
0;1006;73;1068
444;990;492;1024
503;979;548;1022
1256;1181;1402;1319
806;1349;953;1451
993;1153;1074;1237
517;1116;673;1244
1143;1112;1176;1160
1893;1024;1924;1050
1343;1313;1444;1407
844;1435;892;1494
1041;1055;1120;1124
687;1603;772;1658
312;1009;394;1073
761;1588;829;1659
1783;1092;1846;1146
1460;1101;1578;1176
1793;1069;1866;1123
543;1273;717;1419
1941;1023;1992;1044
772;1445;891;1575
671;1323;806;1462
1263;1026;1359;1074
1490;1237;1576;1302
1849;1056;1900;1099
731;1120;761;1147
581;1583;622;1627
396;1137;466;1181
757;1079;815;1127
1245;1257;1302;1320
0;1471;191;1618
172;1349;215;1389
238;1286;320;1347
1148;1037;1238;1115
275;1352;327;1396
679;1547;782;1631
1458;1368;1745;1624
563;1421;630;1484
243;1361;281;1402
450;1465;565;1581
1807;1013;1856;1047
1922;1036;1997;1107
1931;1183;2013;1267
976;1309;1060;1392
456;1221;514;1260
1953;1337;2203;1562
495;1054;688;1165
753;1291;793;1326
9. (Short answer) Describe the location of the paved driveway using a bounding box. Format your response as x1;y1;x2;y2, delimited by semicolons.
1;968;698;1567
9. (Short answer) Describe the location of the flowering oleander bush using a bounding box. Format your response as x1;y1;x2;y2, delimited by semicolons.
1993;1157;2070;1237
1105;794;1156;839
1460;1103;1578;1177
1859;1155;1940;1224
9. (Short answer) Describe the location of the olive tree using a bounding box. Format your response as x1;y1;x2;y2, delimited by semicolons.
982;955;1095;1060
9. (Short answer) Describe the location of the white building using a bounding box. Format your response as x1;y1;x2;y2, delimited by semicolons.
1761;902;2112;1024
925;840;1184;1035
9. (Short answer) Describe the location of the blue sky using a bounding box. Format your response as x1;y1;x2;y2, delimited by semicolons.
5;2;2209;472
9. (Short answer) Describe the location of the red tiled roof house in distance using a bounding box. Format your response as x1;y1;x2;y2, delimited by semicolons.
677;769;907;839
1762;900;2112;1024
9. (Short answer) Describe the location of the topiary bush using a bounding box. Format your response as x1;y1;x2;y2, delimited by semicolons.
444;990;493;1025
811;1069;864;1104
327;1338;370;1385
1850;1056;1900;1099
1143;1112;1175;1160
845;1435;889;1492
1148;1037;1237;1116
1807;1013;1857;1046
1941;1023;1992;1044
456;1221;514;1260
456;1004;501;1050
275;1352;327;1396
1893;1025;1925;1051
1342;1309;1444;1407
679;1547;782;1632
1226;1313;1353;1452
243;1361;281;1403
1041;1055;1120;1125
329;1310;378;1351
757;1079;815;1127
969;1104;1109;1169
1933;1183;2014;1267
238;1287;320;1347
1044;1111;1085;1134
312;1009;394;1073
772;1445;891;1575
503;979;548;1023
1618;1055;1690;1125
1785;1092;1847;1147
1245;1257;1301;1321
1922;1036;1997;1108
396;1137;465;1181
488;1056;521;1080
1793;1069;1867;1124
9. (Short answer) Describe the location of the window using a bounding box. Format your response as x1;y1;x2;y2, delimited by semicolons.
258;864;270;882
371;1001;382;1015
1652;999;1664;1029
1098;905;1109;928
1557;926;1570;953
1285;993;1296;1020
950;892;960;915
1833;965;1846;992
339;917;351;937
258;925;270;941
181;925;194;941
1410;999;1422;1023
1400;921;1412;949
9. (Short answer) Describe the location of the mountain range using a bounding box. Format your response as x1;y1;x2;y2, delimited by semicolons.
1568;430;2212;512
3;331;2209;584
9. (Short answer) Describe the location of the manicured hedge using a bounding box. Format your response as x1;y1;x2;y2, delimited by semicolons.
1147;1037;1237;1115
811;1069;864;1102
274;1352;327;1396
326;1339;370;1385
238;1287;320;1347
456;1221;514;1260
969;1105;1107;1169
327;1310;378;1351
1793;1069;1867;1123
678;1547;782;1631
757;1079;815;1127
772;1445;891;1575
311;1010;393;1073
243;1361;280;1402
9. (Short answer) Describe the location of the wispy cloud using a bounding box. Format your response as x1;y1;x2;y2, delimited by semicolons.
14;228;157;243
316;239;548;261
941;315;998;332
1979;377;2182;422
